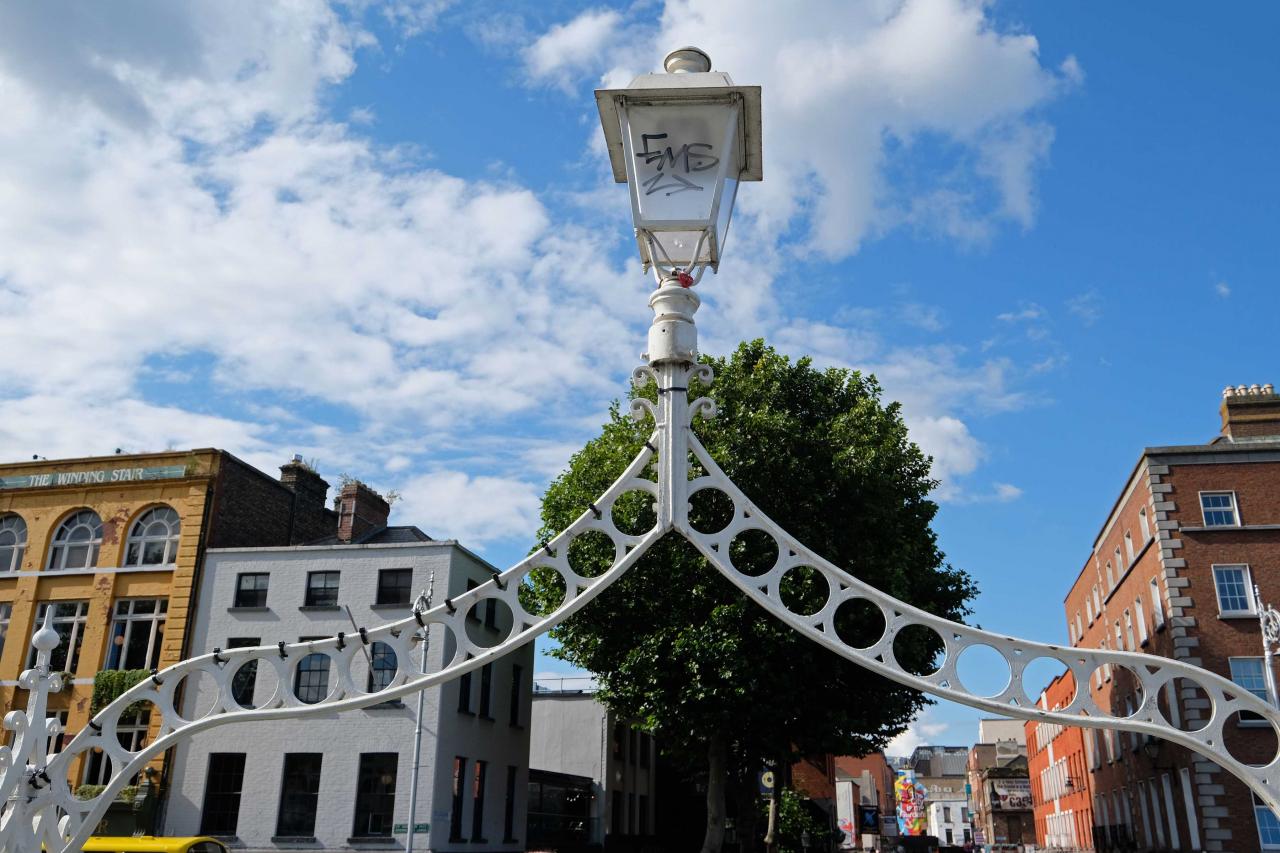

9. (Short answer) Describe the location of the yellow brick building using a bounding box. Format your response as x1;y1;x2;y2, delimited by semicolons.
0;449;337;787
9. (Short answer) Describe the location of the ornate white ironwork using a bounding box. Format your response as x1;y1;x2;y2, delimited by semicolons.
6;80;1280;853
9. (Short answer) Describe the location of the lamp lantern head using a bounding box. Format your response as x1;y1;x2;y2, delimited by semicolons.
596;46;762;283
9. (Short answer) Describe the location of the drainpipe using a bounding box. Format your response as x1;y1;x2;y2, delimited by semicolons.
406;571;435;853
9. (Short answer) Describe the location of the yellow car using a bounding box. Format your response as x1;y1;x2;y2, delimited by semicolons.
81;838;228;853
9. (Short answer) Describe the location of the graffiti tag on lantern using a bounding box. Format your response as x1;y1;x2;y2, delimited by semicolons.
635;133;719;196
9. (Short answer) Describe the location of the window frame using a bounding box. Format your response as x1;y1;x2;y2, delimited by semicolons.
1150;576;1166;629
46;509;103;571
276;752;323;838
1213;564;1256;617
0;514;27;572
471;759;488;842
1199;490;1241;527
293;637;331;704
199;752;247;836
123;505;181;567
450;757;467;841
352;752;398;839
29;601;89;673
509;664;523;727
1229;656;1271;725
375;568;412;607
367;641;398;693
1135;597;1148;644
478;662;494;719
0;602;10;658
1255;795;1280;850
233;573;269;608
227;637;260;708
304;571;340;608
105;598;168;671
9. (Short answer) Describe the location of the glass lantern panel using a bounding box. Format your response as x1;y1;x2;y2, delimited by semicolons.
645;229;714;268
626;102;736;225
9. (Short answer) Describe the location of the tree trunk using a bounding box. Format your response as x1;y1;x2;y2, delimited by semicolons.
701;733;729;853
763;756;782;853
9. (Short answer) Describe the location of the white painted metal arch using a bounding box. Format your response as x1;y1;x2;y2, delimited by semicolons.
4;296;1279;851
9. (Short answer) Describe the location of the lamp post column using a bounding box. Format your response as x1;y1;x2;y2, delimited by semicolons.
647;276;700;531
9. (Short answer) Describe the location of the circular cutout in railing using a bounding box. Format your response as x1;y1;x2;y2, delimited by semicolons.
1155;676;1211;732
74;749;112;799
779;566;829;617
466;598;515;648
174;667;221;720
365;642;399;693
956;644;1012;698
567;530;615;578
892;623;946;677
1223;710;1280;768
833;598;886;649
1090;664;1144;718
519;566;567;617
729;528;779;577
611;489;657;536
293;649;333;705
688;487;735;534
1021;657;1071;706
230;652;276;710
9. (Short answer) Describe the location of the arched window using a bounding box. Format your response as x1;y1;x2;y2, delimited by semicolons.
125;506;181;566
0;515;27;572
47;510;103;570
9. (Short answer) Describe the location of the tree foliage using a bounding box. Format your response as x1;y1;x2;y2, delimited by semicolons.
531;341;977;835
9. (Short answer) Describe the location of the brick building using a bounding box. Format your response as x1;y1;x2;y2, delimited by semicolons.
0;450;346;787
835;752;896;845
1028;670;1094;851
1063;384;1280;852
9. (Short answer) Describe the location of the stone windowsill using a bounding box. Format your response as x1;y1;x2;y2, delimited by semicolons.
299;605;341;612
370;603;411;611
347;837;400;848
227;606;270;613
270;836;319;845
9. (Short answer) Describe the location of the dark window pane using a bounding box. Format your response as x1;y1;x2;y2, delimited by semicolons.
353;753;397;838
228;638;260;708
509;665;523;727
277;753;323;837
368;642;397;692
234;573;269;608
294;652;330;704
504;765;518;842
450;757;466;841
479;664;493;718
471;760;487;841
376;569;412;606
305;572;340;607
458;668;473;714
200;753;246;835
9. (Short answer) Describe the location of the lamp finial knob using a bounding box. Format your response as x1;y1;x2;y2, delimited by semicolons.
664;46;712;74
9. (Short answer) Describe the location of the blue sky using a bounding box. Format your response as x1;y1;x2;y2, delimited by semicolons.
1;1;1277;752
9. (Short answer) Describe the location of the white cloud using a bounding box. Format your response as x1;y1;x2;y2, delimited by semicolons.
996;304;1045;323
523;9;625;90
1215;281;1231;298
0;0;1078;549
393;470;543;547
1065;290;1101;325
886;708;951;756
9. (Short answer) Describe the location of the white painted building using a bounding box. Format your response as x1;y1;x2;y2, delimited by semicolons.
926;799;973;848
164;528;533;851
528;685;657;846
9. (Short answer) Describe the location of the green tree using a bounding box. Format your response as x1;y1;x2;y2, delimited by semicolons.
531;341;976;852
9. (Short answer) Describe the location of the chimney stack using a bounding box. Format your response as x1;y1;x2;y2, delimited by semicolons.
337;480;391;543
1221;383;1280;441
279;458;333;544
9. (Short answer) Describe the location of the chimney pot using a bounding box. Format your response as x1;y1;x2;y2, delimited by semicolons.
1221;382;1280;441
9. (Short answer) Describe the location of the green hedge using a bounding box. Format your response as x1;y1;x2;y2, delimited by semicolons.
91;669;152;716
73;784;138;802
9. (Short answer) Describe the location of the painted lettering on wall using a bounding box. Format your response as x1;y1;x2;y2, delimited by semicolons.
0;464;188;490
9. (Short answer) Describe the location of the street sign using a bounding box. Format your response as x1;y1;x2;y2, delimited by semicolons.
394;823;430;833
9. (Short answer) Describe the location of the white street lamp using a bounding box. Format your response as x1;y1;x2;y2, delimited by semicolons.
595;46;762;285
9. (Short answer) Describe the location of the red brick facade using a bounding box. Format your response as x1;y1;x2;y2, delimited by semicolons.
1062;387;1280;852
1028;670;1094;850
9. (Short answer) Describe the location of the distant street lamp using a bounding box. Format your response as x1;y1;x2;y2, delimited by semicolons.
595;46;762;286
